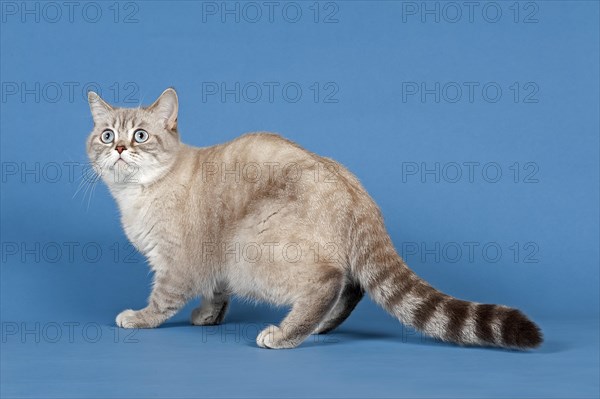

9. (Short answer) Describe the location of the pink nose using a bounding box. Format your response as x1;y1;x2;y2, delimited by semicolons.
116;146;126;154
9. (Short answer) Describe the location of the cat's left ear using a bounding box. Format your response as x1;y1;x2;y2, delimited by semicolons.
87;91;113;123
148;88;178;131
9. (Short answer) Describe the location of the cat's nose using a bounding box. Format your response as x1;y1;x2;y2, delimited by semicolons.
115;146;126;154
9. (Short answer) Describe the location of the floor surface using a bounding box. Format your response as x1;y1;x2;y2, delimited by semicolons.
2;300;598;398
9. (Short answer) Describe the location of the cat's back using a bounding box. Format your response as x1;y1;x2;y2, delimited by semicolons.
215;132;364;191
208;132;369;207
216;132;313;165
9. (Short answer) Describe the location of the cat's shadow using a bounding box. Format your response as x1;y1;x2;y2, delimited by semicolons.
333;328;567;353
153;320;567;353
325;328;568;353
158;321;194;329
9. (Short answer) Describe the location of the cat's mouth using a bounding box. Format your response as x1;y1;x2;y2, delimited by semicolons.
114;158;129;167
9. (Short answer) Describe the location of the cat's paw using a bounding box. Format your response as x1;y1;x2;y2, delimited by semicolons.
256;325;297;349
190;305;224;326
116;309;157;329
116;309;140;328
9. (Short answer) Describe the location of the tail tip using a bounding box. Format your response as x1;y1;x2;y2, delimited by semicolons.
504;309;543;349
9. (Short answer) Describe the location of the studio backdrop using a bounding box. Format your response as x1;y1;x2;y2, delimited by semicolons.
1;1;598;398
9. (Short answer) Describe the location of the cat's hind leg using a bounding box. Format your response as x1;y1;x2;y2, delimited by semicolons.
191;291;230;326
256;267;343;349
314;280;364;334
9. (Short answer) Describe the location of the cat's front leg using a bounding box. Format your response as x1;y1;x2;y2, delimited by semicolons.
116;272;190;329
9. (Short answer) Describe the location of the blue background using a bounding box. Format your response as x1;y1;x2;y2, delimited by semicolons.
1;1;598;397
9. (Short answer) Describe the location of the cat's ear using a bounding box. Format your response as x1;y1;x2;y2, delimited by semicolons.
148;88;178;131
87;91;113;123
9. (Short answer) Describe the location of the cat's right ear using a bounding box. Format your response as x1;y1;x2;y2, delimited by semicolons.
87;91;113;123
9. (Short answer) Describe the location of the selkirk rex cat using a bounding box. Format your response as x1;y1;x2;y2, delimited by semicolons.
87;88;542;349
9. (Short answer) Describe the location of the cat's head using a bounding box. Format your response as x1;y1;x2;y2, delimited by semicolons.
86;88;181;187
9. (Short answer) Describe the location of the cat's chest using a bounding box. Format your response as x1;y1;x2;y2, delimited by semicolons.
122;207;157;254
115;190;170;259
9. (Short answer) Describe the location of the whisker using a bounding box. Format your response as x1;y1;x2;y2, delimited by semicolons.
86;178;98;211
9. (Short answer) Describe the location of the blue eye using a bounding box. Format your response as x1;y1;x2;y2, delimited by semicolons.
134;130;149;143
100;130;114;144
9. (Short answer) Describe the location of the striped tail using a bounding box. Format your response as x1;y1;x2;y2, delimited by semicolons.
356;251;542;349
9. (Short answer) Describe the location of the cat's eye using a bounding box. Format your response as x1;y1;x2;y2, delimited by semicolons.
134;130;149;143
100;130;114;144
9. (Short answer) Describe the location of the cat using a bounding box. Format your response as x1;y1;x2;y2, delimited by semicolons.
86;88;542;349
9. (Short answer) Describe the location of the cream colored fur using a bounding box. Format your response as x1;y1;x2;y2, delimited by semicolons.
86;88;542;350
